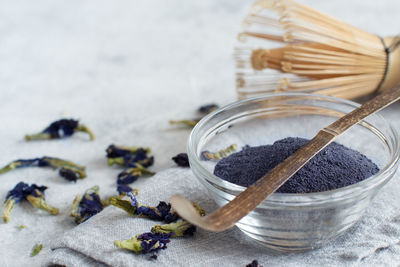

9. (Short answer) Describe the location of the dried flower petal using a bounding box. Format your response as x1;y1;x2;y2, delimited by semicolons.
129;193;178;222
0;157;86;181
201;144;237;161
151;202;205;237
2;182;58;222
70;186;104;224
111;193;179;222
108;155;154;168
116;184;136;195
25;119;94;141
172;153;189;167
246;260;263;267
115;232;171;254
59;167;79;182
198;104;219;114
31;244;43;257
106;145;151;158
117;164;155;185
113;196;206;256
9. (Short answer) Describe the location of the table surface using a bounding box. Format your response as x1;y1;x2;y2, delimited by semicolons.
0;0;399;266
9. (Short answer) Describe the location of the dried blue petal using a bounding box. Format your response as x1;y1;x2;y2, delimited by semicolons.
151;202;205;234
114;232;171;254
128;193;178;221
106;145;151;158
136;201;170;221
117;184;135;195
70;186;104;224
3;182;58;223
117;164;155;185
111;193;179;222
198;104;219;114
113;197;206;256
0;157;86;181
25;119;94;141
134;155;154;168
59;168;79;182
138;232;171;253
246;260;263;267
5;182;46;202
201;144;237;161
172;153;189;167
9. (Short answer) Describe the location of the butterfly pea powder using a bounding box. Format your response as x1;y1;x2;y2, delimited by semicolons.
214;137;380;193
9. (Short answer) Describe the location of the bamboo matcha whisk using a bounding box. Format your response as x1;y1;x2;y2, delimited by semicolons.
235;0;400;99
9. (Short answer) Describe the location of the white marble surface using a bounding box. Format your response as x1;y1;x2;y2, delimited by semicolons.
0;0;399;266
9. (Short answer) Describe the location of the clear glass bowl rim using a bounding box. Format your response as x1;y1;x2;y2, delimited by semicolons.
187;92;400;203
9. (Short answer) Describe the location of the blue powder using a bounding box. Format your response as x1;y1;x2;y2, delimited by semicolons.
213;137;380;193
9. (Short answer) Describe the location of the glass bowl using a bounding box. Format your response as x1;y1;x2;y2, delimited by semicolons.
187;93;400;252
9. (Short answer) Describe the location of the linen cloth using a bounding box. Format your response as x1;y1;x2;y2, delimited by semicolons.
49;167;400;267
1;0;400;266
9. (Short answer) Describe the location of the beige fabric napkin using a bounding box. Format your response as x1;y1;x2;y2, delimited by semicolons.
49;167;400;267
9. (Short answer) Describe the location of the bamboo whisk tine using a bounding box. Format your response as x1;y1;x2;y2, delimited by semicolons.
236;0;400;100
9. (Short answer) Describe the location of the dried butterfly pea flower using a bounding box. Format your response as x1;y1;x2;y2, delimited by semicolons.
25;119;94;141
116;184;137;196
2;182;59;223
172;153;189;167
106;144;155;194
31;244;43;257
0;157;86;181
70;186;104;224
130;193;178;221
106;145;153;168
108;155;154;168
246;260;263;267
113;194;206;256
117;163;155;185
58;168;79;182
201;144;237;161
198;104;219;114
106;145;151;159
110;193;179;222
114;232;172;254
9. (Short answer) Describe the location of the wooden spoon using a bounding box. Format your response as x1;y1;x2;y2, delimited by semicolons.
170;85;400;232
